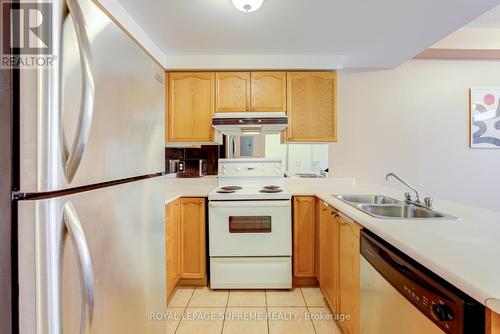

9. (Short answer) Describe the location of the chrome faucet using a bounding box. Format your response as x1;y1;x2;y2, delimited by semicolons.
319;168;328;178
385;173;422;204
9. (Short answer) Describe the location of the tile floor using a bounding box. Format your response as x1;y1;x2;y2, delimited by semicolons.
167;287;343;334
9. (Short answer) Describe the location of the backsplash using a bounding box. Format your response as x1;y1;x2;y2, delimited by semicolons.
165;146;221;177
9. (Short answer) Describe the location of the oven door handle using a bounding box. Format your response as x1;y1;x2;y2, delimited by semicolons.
209;201;290;208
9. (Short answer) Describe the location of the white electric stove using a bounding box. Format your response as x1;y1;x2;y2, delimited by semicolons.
208;159;292;289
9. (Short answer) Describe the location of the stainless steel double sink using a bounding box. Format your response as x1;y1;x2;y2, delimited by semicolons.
335;195;457;220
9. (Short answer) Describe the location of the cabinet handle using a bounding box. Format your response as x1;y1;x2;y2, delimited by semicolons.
246;106;249;111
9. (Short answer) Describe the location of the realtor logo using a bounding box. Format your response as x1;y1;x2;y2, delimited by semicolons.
1;1;55;68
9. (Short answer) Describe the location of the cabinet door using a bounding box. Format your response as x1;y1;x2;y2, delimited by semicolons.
319;202;336;309
326;207;340;312
166;199;181;299
318;201;328;287
172;200;181;285
338;214;361;334
250;72;287;112
329;210;341;314
216;72;251;112
167;72;215;142
315;199;322;279
179;198;206;279
293;197;316;277
165;204;174;297
286;72;337;142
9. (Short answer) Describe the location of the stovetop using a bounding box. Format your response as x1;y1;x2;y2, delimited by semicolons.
209;158;291;201
208;184;291;201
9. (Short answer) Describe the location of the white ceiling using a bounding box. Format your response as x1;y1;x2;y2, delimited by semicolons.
117;0;500;69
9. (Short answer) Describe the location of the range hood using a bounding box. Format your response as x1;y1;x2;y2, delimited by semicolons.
212;112;288;136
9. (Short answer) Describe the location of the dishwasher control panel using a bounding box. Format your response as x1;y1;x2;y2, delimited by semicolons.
360;231;484;334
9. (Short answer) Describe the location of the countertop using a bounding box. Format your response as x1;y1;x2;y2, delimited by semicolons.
165;177;500;313
165;176;217;205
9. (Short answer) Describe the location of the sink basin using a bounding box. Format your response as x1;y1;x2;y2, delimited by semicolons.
335;194;457;220
357;204;456;220
336;194;402;205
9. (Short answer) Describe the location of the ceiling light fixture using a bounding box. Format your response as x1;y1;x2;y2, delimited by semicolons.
232;0;264;12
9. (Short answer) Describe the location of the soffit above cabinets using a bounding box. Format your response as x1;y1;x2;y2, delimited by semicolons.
118;0;499;69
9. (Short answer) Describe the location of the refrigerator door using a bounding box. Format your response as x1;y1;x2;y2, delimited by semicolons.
18;176;166;334
18;0;165;193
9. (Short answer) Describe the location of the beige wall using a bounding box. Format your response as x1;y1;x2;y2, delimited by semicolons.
331;59;500;212
431;27;500;49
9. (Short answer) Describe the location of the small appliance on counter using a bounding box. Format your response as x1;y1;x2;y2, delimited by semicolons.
166;159;181;174
175;159;208;178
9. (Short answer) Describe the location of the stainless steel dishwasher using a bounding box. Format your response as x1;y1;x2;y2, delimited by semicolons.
360;230;484;334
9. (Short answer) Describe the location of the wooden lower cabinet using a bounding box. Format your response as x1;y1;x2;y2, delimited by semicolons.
293;197;316;278
338;213;362;334
179;198;207;281
166;199;180;300
166;197;207;301
319;201;340;312
318;200;362;334
315;199;322;279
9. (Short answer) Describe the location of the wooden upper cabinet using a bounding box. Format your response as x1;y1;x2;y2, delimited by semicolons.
179;198;206;279
215;71;286;112
286;72;337;142
293;196;316;278
167;72;215;142
250;72;287;112
215;72;251;112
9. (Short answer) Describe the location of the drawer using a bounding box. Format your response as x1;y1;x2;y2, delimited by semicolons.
210;257;291;289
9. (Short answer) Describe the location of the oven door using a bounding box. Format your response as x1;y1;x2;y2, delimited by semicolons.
209;200;292;256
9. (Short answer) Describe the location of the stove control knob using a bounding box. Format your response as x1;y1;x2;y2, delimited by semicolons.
431;304;452;322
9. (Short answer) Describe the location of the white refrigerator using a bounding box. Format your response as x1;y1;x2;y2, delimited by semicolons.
14;0;166;333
